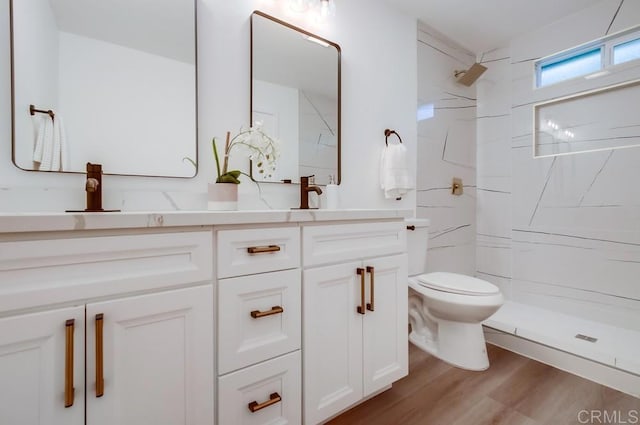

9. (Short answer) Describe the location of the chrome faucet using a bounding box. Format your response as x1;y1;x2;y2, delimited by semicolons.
85;162;103;211
299;175;323;209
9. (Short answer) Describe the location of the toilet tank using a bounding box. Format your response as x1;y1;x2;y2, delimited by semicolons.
406;218;430;276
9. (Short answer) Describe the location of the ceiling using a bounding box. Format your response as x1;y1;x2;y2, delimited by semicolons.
387;0;603;53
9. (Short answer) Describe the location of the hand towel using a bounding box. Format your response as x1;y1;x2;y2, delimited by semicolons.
380;142;413;199
33;115;54;170
53;116;68;171
32;115;68;171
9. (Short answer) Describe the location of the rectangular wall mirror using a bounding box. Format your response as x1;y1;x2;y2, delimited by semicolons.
251;11;341;185
10;0;197;177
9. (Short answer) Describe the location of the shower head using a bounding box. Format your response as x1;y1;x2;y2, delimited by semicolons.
454;63;487;86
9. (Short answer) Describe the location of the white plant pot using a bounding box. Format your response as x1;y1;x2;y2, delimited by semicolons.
207;183;238;211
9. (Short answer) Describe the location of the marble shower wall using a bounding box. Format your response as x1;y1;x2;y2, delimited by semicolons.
477;0;640;330
417;24;477;275
475;47;512;298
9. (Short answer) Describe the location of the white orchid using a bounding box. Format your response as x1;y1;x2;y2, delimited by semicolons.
213;122;280;183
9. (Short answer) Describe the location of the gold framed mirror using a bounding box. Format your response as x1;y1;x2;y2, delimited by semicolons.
10;0;198;178
251;11;341;185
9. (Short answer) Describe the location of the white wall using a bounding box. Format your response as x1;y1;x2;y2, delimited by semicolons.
476;0;640;330
417;24;477;274
0;0;417;212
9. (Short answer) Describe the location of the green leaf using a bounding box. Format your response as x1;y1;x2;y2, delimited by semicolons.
216;171;241;184
212;138;221;178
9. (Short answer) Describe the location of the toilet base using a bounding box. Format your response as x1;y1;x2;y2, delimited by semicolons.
409;320;489;371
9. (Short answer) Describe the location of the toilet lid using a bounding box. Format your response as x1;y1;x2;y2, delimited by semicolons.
416;272;500;296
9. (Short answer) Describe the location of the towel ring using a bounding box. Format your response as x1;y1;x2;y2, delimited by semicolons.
384;129;402;146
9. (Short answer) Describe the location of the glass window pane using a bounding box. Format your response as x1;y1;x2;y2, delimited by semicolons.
539;48;602;87
417;103;434;121
613;38;640;65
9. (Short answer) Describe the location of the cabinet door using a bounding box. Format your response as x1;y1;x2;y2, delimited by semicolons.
303;261;363;425
0;306;84;425
362;254;408;396
87;285;214;425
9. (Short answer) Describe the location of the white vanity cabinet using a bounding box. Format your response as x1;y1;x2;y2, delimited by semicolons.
0;230;215;425
216;226;302;425
0;209;412;425
302;222;408;425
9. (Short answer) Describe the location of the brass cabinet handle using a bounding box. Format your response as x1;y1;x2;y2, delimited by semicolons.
250;306;284;319
366;266;375;312
95;313;104;398
248;392;282;413
64;319;75;408
357;268;366;315
247;245;281;254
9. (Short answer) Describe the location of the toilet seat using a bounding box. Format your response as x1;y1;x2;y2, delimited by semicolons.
416;272;500;296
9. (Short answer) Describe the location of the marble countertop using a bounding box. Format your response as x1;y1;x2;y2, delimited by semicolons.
0;209;414;233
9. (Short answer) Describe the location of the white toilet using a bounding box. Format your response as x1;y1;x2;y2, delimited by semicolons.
406;218;503;371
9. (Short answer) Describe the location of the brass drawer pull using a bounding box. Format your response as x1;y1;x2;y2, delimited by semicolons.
357;268;365;315
248;392;282;413
366;266;375;312
64;319;75;408
95;314;104;398
247;245;281;254
251;306;284;319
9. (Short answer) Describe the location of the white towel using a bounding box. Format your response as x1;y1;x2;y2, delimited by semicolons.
32;115;68;171
53;116;68;171
33;115;53;170
380;142;413;199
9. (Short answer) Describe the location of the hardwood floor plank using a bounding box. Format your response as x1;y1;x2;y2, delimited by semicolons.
450;397;537;425
328;344;639;425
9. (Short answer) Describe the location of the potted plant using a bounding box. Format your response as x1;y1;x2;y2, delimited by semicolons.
208;123;279;210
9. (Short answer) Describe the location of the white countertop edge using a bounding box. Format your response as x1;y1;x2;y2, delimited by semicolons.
0;209;415;233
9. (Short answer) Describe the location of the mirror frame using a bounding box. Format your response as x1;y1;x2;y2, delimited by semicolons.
250;10;341;185
9;0;199;178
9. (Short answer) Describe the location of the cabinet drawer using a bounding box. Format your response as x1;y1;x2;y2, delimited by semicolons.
303;221;406;267
218;351;301;425
217;227;300;278
218;269;301;374
0;231;213;314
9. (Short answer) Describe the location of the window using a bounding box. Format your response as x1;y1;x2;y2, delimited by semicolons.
417;103;434;121
535;26;640;88
539;47;602;87
613;37;640;65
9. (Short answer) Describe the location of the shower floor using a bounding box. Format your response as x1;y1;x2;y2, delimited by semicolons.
485;301;640;378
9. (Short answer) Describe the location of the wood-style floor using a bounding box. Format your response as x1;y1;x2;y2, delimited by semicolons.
329;344;640;425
